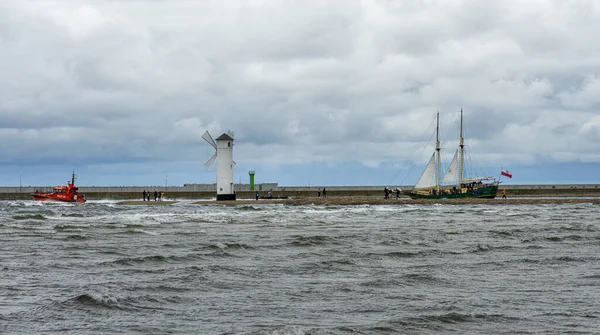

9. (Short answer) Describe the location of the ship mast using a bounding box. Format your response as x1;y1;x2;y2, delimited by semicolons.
459;108;464;185
436;111;441;193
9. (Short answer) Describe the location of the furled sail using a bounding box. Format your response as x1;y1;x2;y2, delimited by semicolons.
414;152;437;189
442;149;459;185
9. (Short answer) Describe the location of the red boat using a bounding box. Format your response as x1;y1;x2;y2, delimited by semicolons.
32;171;86;203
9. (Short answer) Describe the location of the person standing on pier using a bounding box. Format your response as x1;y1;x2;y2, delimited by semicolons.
143;190;147;201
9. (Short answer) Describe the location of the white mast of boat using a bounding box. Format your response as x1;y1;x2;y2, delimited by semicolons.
459;108;464;186
435;111;441;194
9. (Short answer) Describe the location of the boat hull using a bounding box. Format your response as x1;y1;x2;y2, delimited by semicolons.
406;185;499;200
31;193;85;203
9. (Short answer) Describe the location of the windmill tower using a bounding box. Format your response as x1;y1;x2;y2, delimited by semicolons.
202;130;236;201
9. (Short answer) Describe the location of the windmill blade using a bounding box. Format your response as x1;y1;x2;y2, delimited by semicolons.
202;131;217;148
226;130;234;138
203;153;217;170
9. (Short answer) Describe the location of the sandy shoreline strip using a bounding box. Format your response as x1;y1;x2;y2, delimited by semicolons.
193;197;600;205
117;201;179;205
117;196;600;206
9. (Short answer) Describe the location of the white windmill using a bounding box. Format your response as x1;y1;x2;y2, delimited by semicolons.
202;130;236;200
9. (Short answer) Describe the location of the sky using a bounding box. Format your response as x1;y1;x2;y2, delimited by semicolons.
1;0;599;187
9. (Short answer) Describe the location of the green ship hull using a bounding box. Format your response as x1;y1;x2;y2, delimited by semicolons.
406;185;499;200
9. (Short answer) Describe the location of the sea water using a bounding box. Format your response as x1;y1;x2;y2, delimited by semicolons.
1;200;599;334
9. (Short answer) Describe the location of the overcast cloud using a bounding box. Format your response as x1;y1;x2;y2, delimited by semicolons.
1;0;599;186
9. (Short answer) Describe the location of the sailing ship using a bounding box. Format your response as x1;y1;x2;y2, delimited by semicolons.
31;171;86;203
406;109;499;199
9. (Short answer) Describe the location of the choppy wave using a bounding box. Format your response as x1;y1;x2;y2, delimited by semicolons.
401;273;451;286
12;214;46;220
202;242;254;250
397;312;522;330
72;293;122;310
61;213;85;218
236;205;265;211
382;251;419;258
54;223;87;231
63;234;90;241
291;235;334;246
1;199;599;334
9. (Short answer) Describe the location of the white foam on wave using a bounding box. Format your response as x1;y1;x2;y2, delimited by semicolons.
11;200;46;207
27;200;75;208
131;229;160;235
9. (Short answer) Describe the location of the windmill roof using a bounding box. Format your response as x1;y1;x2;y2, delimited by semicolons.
216;133;234;141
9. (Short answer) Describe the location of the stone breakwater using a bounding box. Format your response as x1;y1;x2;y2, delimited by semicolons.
2;184;599;200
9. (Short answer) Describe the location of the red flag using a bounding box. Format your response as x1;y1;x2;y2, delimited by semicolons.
501;170;512;178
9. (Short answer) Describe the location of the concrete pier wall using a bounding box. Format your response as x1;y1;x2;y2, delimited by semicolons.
1;183;599;200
